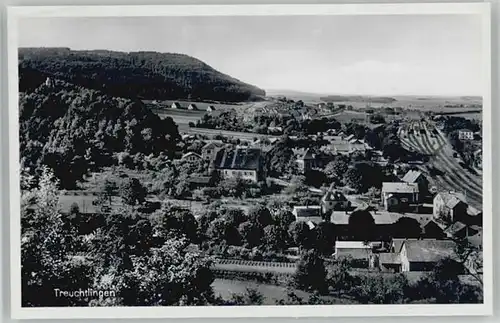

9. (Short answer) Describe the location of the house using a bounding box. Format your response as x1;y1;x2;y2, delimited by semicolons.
381;182;419;212
402;170;429;194
376;252;401;272
292;205;322;223
187;175;214;189
334;241;372;267
171;102;182;109
212;147;263;183
188;104;198;110
202;142;223;161
207;105;216;112
321;185;350;214
345;134;356;142
399;239;457;272
433;191;468;223
418;217;446;239
444;222;480;239
181;152;202;162
295;148;320;173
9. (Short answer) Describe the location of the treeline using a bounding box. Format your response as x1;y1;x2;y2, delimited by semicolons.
19;47;265;102
19;79;180;189
319;95;397;104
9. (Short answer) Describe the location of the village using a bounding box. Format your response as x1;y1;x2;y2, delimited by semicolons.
59;96;483;289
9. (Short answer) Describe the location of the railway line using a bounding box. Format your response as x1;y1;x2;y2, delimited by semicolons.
398;120;482;209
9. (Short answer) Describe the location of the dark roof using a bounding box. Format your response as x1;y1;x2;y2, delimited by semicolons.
214;147;262;170
403;239;456;262
322;189;347;202
293;206;321;218
188;176;212;185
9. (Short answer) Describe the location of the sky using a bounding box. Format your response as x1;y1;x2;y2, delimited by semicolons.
18;14;483;96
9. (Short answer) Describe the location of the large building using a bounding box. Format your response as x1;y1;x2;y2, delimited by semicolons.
375;239;458;272
212;147;263;183
381;182;420;212
399;239;457;272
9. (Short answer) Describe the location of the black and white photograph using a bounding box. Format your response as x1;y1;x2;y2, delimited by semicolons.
8;3;492;319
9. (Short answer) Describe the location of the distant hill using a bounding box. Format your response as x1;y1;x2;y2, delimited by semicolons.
18;47;266;103
319;95;397;104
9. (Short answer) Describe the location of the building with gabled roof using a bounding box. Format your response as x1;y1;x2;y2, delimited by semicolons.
402;170;429;194
213;147;263;183
433;191;468;223
292;205;322;224
207;105;216;112
381;182;419;212
188;103;198;110
171;102;182;109
321;184;350;214
181;152;202;162
400;239;457;272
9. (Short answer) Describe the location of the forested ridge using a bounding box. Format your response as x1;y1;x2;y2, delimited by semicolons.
19;47;266;102
20;78;180;188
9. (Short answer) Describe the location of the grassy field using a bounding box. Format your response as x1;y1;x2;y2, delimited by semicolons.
211;279;356;305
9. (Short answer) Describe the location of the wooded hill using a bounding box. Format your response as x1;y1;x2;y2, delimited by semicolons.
20;78;180;188
19;47;266;102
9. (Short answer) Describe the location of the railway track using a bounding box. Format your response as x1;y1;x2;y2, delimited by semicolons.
398;121;482;209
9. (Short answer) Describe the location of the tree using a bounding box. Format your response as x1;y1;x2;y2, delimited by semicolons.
263;225;286;251
288;221;312;250
348;210;376;241
392;217;422;239
344;168;363;192
314;222;336;255
293;250;327;293
228;288;265;305
248;205;274;228
92;238;215;306
327;257;354;293
324;157;349;181
21;166;93;306
238;221;263;248
120;178;147;205
414;257;482;303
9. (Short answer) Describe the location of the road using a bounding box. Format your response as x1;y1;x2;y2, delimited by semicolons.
180;126;278;141
398;120;482;209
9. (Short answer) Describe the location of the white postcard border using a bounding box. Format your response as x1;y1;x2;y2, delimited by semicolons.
7;3;493;319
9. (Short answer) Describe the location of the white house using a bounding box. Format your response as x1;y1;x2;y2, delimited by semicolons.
181;152;202;162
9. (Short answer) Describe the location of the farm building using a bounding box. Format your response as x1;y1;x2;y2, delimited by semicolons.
188;104;199;110
402;170;429;194
181;152;202;162
334;241;372;268
444;222;481;239
399;239;457;272
171;102;182;109
375;252;401;272
211;147;263;183
433;191;469;223
207;105;216;112
292;205;322;224
381;182;420;212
